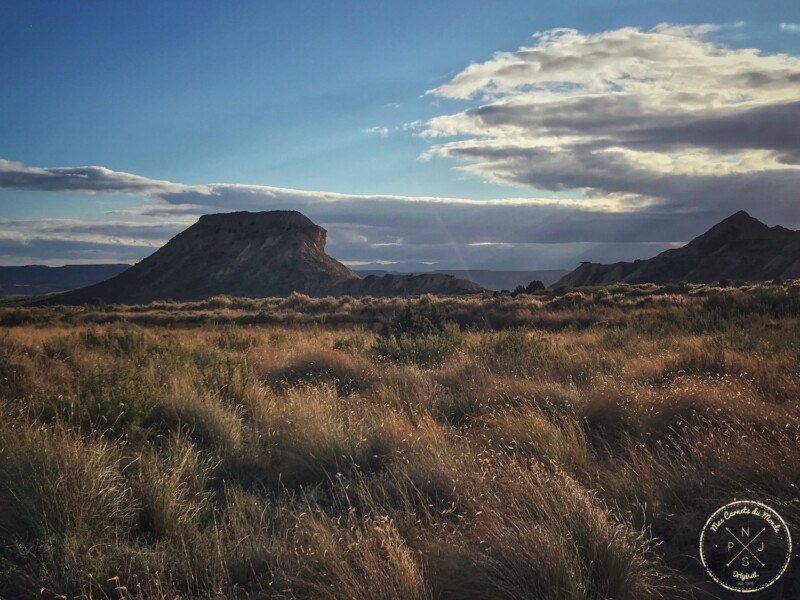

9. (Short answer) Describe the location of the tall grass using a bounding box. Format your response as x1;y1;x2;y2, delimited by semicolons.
0;285;798;598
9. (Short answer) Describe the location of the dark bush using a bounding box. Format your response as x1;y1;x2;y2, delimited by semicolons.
375;302;464;368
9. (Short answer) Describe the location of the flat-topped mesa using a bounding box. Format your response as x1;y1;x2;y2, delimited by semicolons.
37;210;484;304
45;210;359;303
193;210;329;253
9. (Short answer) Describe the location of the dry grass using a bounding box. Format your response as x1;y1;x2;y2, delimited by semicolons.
0;284;798;598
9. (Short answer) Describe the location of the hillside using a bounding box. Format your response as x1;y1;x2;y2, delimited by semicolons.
36;211;482;304
555;211;800;287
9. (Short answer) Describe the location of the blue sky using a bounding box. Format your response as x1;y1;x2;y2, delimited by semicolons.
1;1;799;268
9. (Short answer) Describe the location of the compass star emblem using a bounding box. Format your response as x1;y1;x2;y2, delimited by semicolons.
700;500;792;592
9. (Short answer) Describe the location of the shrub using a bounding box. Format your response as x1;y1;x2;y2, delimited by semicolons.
513;280;546;295
332;326;370;353
132;437;214;541
374;323;463;369
42;334;78;360
215;325;258;351
374;302;464;368
258;387;393;490
279;513;429;600
481;408;591;476
206;294;234;309
386;301;449;339
39;368;160;437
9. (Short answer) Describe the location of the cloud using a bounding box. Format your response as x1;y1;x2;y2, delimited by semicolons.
0;159;195;196
422;24;800;214
2;25;799;269
0;217;187;265
2;152;799;269
780;22;800;32
362;126;389;137
403;120;425;132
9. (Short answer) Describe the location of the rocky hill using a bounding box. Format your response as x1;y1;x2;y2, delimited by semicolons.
38;211;483;304
555;211;800;287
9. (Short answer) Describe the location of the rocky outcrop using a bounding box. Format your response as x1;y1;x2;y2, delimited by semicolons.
555;211;800;287
45;211;357;303
37;211;483;304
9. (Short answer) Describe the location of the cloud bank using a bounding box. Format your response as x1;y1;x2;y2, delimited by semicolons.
0;158;700;268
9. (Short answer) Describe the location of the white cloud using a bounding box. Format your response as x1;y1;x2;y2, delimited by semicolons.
362;126;389;137
2;25;799;269
422;24;800;212
403;120;425;132
780;22;800;32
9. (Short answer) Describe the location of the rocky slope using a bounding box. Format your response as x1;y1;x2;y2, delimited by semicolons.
38;211;483;304
555;211;800;287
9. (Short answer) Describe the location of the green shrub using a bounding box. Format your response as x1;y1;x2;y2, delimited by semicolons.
374;323;463;369
374;303;463;368
386;301;449;338
333;326;370;353
38;368;159;437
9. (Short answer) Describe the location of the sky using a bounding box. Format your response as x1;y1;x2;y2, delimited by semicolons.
1;1;799;270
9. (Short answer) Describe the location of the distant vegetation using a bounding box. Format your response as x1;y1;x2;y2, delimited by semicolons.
0;280;798;598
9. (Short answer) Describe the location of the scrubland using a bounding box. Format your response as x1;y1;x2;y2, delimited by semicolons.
0;281;799;599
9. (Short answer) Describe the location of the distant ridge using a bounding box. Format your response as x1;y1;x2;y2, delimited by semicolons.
355;269;569;291
0;264;131;297
34;211;483;304
555;211;800;287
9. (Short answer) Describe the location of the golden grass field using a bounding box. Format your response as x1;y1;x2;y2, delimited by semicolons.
0;282;799;599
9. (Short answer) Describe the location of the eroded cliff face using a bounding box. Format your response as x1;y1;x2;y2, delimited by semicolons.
555;211;800;288
47;211;358;303
40;211;484;304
